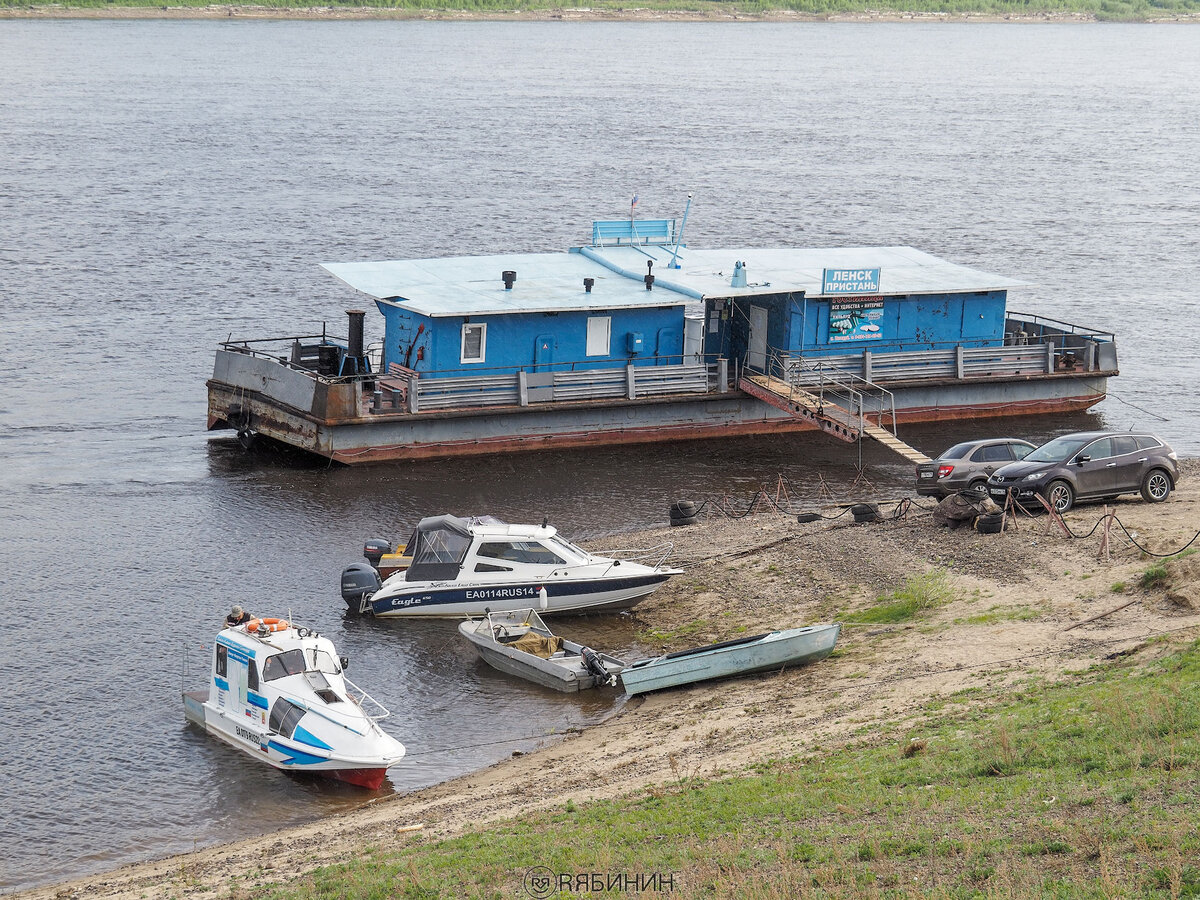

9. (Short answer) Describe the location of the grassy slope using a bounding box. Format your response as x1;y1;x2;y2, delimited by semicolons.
256;639;1200;899
6;0;1200;22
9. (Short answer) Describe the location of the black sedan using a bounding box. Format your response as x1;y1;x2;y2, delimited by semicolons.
986;431;1179;513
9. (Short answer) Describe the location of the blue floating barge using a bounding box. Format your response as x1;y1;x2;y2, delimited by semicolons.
207;214;1117;464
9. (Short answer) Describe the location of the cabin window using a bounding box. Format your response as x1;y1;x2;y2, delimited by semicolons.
216;644;228;678
475;562;514;573
461;323;487;363
586;317;611;356
247;659;259;692
268;698;306;738
477;541;566;565
262;649;305;682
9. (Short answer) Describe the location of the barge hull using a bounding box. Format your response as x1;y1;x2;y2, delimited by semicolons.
208;372;1109;465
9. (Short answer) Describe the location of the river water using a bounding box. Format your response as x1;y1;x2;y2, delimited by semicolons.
1;19;1198;893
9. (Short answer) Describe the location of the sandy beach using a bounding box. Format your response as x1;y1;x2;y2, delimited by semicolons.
16;458;1200;899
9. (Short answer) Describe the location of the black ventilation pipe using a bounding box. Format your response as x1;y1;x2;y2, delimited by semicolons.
502;270;516;290
584;277;594;293
644;260;655;291
347;309;365;359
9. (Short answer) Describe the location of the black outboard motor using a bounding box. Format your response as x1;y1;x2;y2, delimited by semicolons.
579;646;615;687
363;538;392;570
341;563;381;611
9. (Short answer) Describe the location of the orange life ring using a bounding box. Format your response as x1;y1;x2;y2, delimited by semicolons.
246;617;289;633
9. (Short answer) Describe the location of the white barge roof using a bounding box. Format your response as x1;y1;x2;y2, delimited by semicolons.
322;254;686;318
322;244;1025;317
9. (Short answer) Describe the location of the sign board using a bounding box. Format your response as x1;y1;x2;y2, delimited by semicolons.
822;267;881;295
829;298;885;343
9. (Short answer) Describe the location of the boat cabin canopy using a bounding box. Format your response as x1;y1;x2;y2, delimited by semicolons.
320;218;1030;377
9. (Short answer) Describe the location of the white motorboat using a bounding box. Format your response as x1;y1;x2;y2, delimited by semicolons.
183;617;406;789
341;515;679;618
458;608;625;692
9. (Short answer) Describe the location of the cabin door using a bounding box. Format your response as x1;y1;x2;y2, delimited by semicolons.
748;305;769;372
533;335;554;372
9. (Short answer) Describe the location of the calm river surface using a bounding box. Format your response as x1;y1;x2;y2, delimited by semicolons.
1;19;1198;893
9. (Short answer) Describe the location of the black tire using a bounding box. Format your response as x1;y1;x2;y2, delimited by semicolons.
1045;480;1074;514
670;500;698;518
1141;469;1173;504
975;512;1004;534
670;514;698;527
967;479;988;498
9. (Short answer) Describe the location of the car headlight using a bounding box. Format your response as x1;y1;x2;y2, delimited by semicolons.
1023;472;1046;482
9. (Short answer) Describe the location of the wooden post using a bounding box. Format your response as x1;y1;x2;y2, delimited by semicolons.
518;370;529;407
955;345;965;380
1100;506;1111;561
407;374;419;413
626;364;636;400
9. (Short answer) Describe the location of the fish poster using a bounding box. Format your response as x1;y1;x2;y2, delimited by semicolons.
828;298;885;343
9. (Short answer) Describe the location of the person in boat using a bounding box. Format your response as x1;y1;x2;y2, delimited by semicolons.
224;605;252;628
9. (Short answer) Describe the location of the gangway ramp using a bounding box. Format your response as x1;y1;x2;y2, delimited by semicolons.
739;372;931;465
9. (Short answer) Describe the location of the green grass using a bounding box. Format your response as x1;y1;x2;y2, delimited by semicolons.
843;570;955;624
5;0;1200;21
957;603;1045;625
258;641;1200;899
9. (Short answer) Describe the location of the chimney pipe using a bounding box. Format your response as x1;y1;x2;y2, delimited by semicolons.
583;277;594;293
346;309;365;359
502;270;516;290
644;260;655;291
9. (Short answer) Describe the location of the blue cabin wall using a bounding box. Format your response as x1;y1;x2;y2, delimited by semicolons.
725;290;1008;359
376;301;685;376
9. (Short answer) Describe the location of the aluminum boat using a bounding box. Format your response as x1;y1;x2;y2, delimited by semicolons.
459;607;625;692
183;617;406;789
342;515;679;618
620;623;841;695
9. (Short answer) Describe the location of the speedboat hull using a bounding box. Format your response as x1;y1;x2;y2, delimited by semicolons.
184;689;400;789
620;623;841;695
367;572;671;618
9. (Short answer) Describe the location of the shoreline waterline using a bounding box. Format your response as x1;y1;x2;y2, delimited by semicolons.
13;465;1200;899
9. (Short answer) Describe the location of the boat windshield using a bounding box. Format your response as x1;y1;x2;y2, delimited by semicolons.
262;649;305;681
1024;436;1092;464
545;536;588;564
308;648;341;674
476;541;566;566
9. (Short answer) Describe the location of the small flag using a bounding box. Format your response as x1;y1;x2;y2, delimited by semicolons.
631;195;638;209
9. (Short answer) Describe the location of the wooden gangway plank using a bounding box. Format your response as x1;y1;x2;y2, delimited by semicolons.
740;373;931;464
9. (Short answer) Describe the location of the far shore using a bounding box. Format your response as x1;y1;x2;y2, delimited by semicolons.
4;5;1200;21
13;459;1200;899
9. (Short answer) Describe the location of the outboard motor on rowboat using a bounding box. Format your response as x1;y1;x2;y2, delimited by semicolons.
341;563;381;611
579;645;616;687
363;538;391;569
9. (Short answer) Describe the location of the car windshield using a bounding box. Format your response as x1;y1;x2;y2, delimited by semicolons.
939;442;975;460
1024;436;1092;464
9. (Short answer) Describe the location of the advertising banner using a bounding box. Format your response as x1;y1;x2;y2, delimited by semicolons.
829;298;885;343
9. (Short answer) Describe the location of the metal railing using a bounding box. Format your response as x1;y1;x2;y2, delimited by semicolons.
369;356;726;414
768;350;899;435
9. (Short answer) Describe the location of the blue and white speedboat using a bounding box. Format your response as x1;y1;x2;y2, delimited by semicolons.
183;617;406;788
341;514;679;618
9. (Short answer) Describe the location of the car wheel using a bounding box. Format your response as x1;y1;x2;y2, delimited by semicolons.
1045;480;1074;514
967;479;988;497
1141;469;1172;503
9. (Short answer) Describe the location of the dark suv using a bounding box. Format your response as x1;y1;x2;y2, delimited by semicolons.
916;438;1036;498
986;431;1179;513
